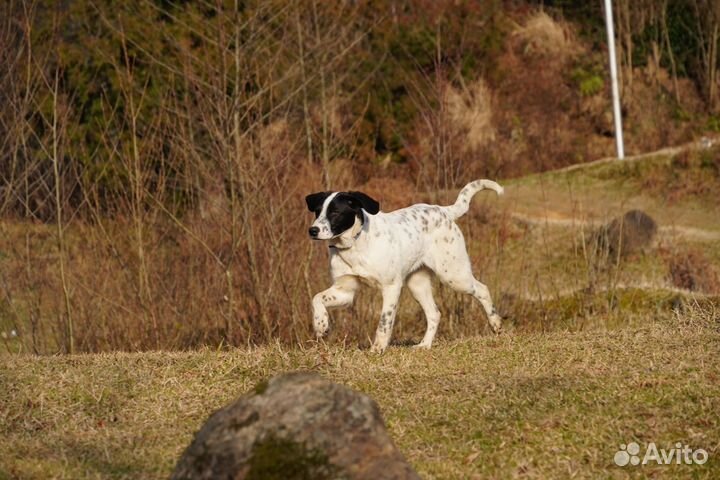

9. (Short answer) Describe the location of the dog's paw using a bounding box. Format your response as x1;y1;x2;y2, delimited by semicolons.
313;329;330;342
489;315;503;335
312;317;330;339
411;342;432;350
369;342;387;354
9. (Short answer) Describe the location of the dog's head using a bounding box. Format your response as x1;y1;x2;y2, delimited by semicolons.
305;191;380;240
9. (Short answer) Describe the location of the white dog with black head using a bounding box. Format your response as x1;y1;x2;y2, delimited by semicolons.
306;179;504;353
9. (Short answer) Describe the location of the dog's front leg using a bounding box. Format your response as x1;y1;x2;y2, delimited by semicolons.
370;283;403;354
312;275;358;338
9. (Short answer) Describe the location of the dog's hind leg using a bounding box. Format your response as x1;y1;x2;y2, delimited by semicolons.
468;279;502;333
442;271;502;334
430;233;503;334
407;269;441;349
312;275;358;338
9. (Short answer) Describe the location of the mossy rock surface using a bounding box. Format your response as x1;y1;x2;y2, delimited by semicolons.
171;371;418;480
246;435;337;480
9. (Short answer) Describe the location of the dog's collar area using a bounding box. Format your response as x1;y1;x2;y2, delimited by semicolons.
329;229;363;251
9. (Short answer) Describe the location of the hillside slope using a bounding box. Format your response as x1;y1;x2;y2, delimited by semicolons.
500;139;720;235
1;310;718;479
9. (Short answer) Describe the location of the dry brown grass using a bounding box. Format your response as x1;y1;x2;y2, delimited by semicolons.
512;11;580;60
1;308;718;479
444;79;496;154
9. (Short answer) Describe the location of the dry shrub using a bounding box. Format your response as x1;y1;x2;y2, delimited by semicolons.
678;297;720;330
646;149;720;202
444;79;496;153
2;124;334;352
309;94;347;141
327;158;359;190
72;150;328;351
593;210;658;261
665;246;720;294
638;60;706;115
405;77;498;195
512;11;579;61
357;177;418;212
489;10;603;176
623;67;701;154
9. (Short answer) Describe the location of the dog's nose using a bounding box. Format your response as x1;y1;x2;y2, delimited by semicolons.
308;226;320;238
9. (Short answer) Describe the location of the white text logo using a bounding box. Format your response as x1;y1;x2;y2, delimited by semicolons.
614;442;708;467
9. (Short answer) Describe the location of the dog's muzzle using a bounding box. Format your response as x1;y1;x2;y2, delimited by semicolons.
308;226;320;239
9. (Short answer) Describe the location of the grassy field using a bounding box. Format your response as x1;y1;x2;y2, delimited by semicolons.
1;307;718;479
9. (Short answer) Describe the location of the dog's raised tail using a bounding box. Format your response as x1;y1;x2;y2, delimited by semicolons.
444;179;503;220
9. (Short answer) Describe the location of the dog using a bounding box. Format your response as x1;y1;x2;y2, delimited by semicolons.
306;179;504;353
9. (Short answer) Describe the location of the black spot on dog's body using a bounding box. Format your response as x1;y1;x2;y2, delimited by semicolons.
379;311;394;333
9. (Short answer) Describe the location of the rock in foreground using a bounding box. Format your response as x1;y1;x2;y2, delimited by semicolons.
171;371;419;480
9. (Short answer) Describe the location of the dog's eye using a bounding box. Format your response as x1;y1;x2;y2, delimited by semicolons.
314;209;321;218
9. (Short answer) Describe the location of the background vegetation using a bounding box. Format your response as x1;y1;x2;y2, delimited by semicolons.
1;0;719;353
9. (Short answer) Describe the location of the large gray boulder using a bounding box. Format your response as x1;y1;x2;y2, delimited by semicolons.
172;372;419;480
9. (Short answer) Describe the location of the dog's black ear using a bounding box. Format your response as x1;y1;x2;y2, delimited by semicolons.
346;191;380;215
305;191;332;212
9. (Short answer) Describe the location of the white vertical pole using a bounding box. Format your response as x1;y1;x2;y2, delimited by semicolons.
604;0;625;159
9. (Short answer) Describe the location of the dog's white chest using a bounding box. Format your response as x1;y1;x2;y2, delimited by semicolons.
330;214;427;284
